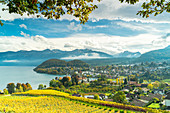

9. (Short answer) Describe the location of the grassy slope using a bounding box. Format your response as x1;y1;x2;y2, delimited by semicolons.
148;103;160;109
12;90;169;113
0;95;135;113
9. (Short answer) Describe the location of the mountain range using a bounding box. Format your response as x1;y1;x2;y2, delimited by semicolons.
0;49;140;61
0;45;169;66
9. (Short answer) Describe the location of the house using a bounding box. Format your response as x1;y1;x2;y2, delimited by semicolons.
130;98;146;107
140;93;162;102
105;99;113;102
126;93;136;101
128;81;137;85
141;84;148;87
99;94;105;99
87;97;94;99
152;89;165;95
122;89;129;92
78;77;87;82
135;84;141;87
165;92;170;109
142;88;149;93
124;86;133;91
72;94;81;97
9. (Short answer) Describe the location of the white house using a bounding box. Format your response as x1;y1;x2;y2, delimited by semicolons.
165;92;170;109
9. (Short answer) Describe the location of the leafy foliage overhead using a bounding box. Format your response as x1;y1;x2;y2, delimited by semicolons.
0;0;99;25
120;0;170;18
0;0;169;26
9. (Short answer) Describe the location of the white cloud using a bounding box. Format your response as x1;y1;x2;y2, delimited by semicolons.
19;24;27;29
2;60;20;63
0;33;169;54
85;25;108;29
61;53;108;59
116;22;162;33
20;31;30;37
67;22;82;31
89;0;170;23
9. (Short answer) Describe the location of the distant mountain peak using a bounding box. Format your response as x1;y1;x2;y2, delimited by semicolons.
116;51;141;58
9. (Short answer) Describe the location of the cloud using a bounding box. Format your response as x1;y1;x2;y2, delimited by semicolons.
61;53;108;59
19;24;27;29
64;43;76;48
20;31;30;37
67;22;82;31
85;25;108;29
0;33;169;54
2;60;20;63
89;0;170;23
161;33;170;39
116;22;161;34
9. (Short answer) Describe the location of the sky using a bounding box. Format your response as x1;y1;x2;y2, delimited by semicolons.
0;0;170;55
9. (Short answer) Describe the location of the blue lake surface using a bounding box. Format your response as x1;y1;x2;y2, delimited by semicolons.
0;66;66;90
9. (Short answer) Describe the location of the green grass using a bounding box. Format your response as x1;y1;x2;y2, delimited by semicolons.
0;95;32;99
107;79;116;81
148;103;160;109
163;79;170;83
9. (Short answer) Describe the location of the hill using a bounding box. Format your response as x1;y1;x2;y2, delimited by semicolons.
35;59;67;69
34;59;89;69
135;46;170;62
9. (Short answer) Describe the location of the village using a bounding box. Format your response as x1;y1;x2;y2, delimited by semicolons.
44;61;170;110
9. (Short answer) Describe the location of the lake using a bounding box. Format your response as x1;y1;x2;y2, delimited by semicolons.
0;66;66;90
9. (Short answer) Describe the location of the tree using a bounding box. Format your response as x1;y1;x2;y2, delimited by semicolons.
116;78;119;85
15;83;23;92
124;78;127;85
7;83;15;94
71;74;79;85
61;77;69;85
147;83;153;89
112;91;127;104
26;83;32;90
0;0;98;26
94;94;100;100
0;0;169;26
139;78;143;84
38;84;44;90
137;87;143;94
49;79;61;87
22;83;28;92
15;83;24;92
159;82;166;89
3;89;8;95
153;81;160;89
16;83;22;89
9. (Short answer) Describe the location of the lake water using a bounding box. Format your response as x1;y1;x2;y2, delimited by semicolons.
0;66;66;90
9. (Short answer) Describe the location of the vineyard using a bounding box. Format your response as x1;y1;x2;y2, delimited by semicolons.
0;96;123;113
0;90;167;113
13;90;169;113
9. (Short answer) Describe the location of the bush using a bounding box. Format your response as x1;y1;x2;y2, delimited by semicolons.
120;110;124;113
94;94;100;100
